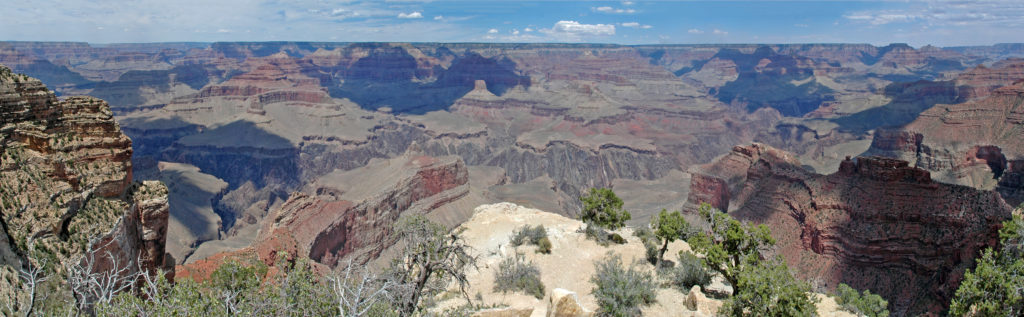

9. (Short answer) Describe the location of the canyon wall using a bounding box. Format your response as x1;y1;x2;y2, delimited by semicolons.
686;143;1012;315
0;65;171;301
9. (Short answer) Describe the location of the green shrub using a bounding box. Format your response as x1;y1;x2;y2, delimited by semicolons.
590;253;656;317
835;283;889;317
494;253;545;299
719;259;818;317
510;225;551;254
580;188;631;230
584;223;627;246
535;237;552;254
650;209;694;267
950;214;1024;316
663;252;712;290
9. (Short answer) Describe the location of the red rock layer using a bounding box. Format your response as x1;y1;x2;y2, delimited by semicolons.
686;144;1012;316
176;154;469;279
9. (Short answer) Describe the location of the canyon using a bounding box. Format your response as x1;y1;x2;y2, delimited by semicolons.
685;143;1012;315
3;41;1024;315
0;65;171;302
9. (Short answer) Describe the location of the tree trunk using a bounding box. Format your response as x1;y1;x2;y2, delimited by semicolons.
657;240;669;268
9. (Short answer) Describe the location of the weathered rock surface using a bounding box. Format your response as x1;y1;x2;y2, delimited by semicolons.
866;80;1024;205
0;65;172;301
686;143;1013;315
5;41;1024;272
547;289;594;317
437;202;856;317
175;151;470;278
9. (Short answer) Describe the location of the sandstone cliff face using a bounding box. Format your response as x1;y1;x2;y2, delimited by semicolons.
0;65;171;300
686;144;1013;315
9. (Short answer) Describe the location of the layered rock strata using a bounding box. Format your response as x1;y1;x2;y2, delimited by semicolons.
0;65;171;301
686;143;1013;315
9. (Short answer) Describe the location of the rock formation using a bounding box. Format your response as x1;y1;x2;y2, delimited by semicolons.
866;76;1024;205
175;151;470;278
686;143;1013;315
0;64;172;301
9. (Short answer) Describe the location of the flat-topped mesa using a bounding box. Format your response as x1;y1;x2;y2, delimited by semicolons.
685;143;1012;316
865;80;1024;204
0;64;171;300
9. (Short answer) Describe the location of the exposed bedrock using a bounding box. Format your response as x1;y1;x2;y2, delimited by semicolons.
866;81;1024;204
0;65;172;300
175;153;470;279
685;143;1013;316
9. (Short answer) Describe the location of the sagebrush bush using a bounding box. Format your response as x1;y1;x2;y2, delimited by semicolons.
584;223;627;246
590;253;656;317
664;252;712;290
494;253;545;299
510;225;551;254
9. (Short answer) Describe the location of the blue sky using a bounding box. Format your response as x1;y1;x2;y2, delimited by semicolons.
3;1;1022;46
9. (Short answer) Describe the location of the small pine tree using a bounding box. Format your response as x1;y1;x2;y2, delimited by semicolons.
580;188;630;230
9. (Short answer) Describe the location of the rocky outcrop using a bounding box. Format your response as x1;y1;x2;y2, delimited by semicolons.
547;289;594;317
686;144;1013;315
175;152;470;278
866;81;1024;205
0;65;172;301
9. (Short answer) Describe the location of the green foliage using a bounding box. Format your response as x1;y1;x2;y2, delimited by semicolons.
835;283;890;317
535;236;552;254
651;209;693;266
580;188;631;230
687;203;774;296
950;214;1024;316
719;259;818;317
590;253;656;317
493;253;545;299
584;223;627;246
663;252;712;290
510;225;551;254
633;227;660;265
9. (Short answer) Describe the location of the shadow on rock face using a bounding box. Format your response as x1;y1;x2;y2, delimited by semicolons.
330;47;530;115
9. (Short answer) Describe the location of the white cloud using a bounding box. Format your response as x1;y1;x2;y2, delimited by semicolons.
844;12;917;25
542;20;616;38
397;11;422;19
593;6;636;14
217;28;231;33
620;22;652;29
713;29;728;35
794;23;809;28
622;1;634;5
524;27;534;32
512;29;520;35
488;28;498;34
688;28;704;34
434;15;443;20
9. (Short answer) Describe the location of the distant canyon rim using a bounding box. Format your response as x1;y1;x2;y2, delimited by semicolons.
3;41;1024;315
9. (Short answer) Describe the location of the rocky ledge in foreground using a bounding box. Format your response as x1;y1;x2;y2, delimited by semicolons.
435;202;854;317
0;64;171;302
686;143;1013;316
